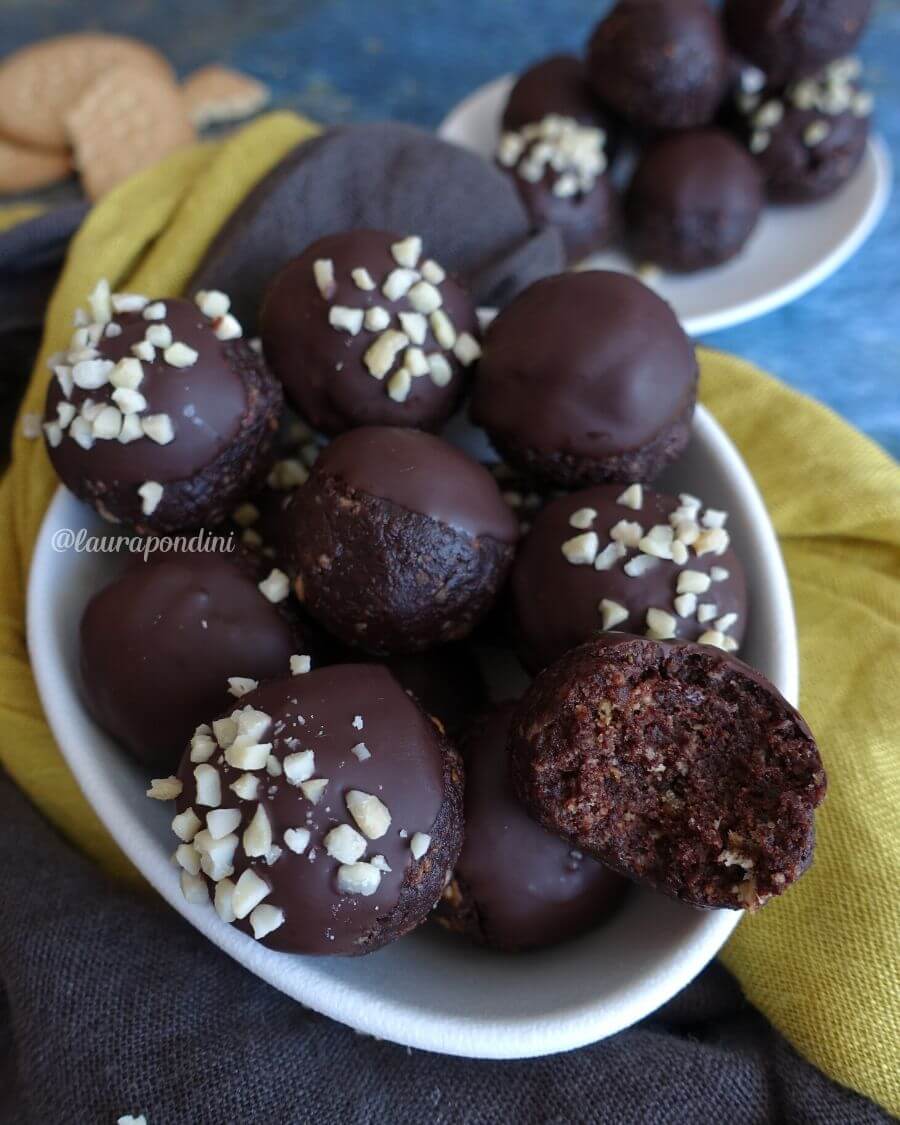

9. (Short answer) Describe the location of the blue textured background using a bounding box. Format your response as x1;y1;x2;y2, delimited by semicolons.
1;0;897;456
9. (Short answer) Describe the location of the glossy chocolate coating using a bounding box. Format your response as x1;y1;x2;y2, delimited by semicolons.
626;128;763;271
502;54;620;152
80;551;307;772
47;300;246;484
471;271;697;486
723;0;873;85
586;0;729;130
437;704;627;951
315;426;518;545
286;428;518;654
175;664;464;954
259;229;479;435
511;484;747;672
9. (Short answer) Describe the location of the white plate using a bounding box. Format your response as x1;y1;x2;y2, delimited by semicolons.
439;75;892;336
27;404;797;1059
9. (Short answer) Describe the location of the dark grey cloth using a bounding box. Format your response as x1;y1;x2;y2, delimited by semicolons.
188;122;566;333
0;774;888;1125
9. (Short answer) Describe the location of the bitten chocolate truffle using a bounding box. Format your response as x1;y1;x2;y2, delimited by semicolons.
731;59;872;203
436;704;627;951
723;0;874;86
511;483;747;672
260;230;481;435
586;0;729;130
285;426;519;655
42;284;281;533
471;271;698;488
625;129;763;272
80;551;311;772
502;53;620;150
496;115;620;263
163;664;464;954
510;635;826;911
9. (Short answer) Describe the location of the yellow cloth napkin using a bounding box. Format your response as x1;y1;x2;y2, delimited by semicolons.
0;111;897;1115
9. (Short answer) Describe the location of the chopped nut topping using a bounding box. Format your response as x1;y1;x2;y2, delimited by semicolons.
111;292;149;313
289;654;311;676
231;868;270;918
410;832;431;860
346;790;391;839
214;878;236;922
324;823;367;864
364;306;391;332
697;603;718;623
164;342;198;368
646;608;677;639
195;289;230;319
215;313;243;341
174;843;202;875
112;387;147;415
453;332;481;366
146;775;182;800
313;258;336;299
194;763;222;808
429;309;456;349
609;520;643;547
142;301;166;321
569;507;597;530
258;568;290;603
180;870;208;904
336;861;381;896
600;599;628;630
673;592;697;618
351;267;376;291
141;413;175;445
427;353;452;387
697;629;729;650
617;484;643;510
623;554;659;578
350;741;371;762
701;508;728;529
284;750;315;785
391;235;423;268
145;323;173;348
135;481;162;517
207;808;242;840
229;773;259;801
243;803;273;857
212;715;238;749
420;259;445;285
594;541;627;571
404;347;429;377
172;807;202;842
284;827;311;854
399;311;427;345
131;339;155;362
710;566;730;582
224;740;271;771
561;531;599;565
387;367;412;403
43;420;63;447
677;569;711;595
329;305;364;335
363;329;409;379
301;778;329;804
228;676;258;699
72;357;114;390
249;903;284;940
382;268;419;301
715;612;738;632
695;527;730;557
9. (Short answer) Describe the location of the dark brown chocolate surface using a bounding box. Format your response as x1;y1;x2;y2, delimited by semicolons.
510;635;826;911
625;128;763;271
315;426;518;544
175;664;464;954
80;551;307;772
259;229;479;435
511;484;747;672
502;53;619;146
586;0;729;130
436;704;627;951
471;271;697;485
723;0;873;85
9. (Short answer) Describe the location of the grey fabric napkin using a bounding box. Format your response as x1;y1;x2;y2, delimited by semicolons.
0;773;887;1125
188;122;566;334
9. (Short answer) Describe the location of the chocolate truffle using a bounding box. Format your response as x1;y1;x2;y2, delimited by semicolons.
81;550;311;772
510;635;827;911
502;53;620;151
496;115;620;263
586;0;729;130
471;271;698;489
165;664;464;955
511;483;747;672
285;426;519;655
625;129;763;272
723;0;874;86
732;59;873;203
260;230;481;436
436;704;627;951
42;285;281;533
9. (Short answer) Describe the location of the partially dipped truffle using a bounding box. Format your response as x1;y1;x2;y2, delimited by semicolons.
502;53;618;138
260;230;481;435
43;284;282;532
731;59;873;203
471;271;698;488
723;0;874;86
586;0;729;130
80;550;312;772
511;483;747;672
285;426;519;654
625;129;763;272
165;664;464;954
510;635;826;911
436;704;627;951
496;114;619;263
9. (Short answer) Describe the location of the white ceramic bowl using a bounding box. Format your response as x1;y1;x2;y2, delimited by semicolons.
28;404;797;1060
439;75;892;336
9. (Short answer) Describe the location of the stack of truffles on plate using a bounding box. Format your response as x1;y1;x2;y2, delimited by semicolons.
43;226;826;956
494;0;875;272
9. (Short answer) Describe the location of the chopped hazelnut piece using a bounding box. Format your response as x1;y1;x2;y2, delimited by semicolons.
569;507;597;530
180;870;208;904
249;903;285;940
600;599;628;630
336;861;381;896
214;878;236;922
227;676;258;699
137;481;163;517
146;776;182;800
409;832;431;860
194;764;222;808
195;289;230;319
329;305;364;335
289;654;311;675
284;827;311;854
324;823;367;864
258;568;290;603
561;531;599;565
243;803;273;857
171;807;202;842
164;342;198;368
346;790;391;839
313;258;335;299
616;484;643;510
231;868;270;918
391;235;423;268
301;778;329;804
284;750;315;785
